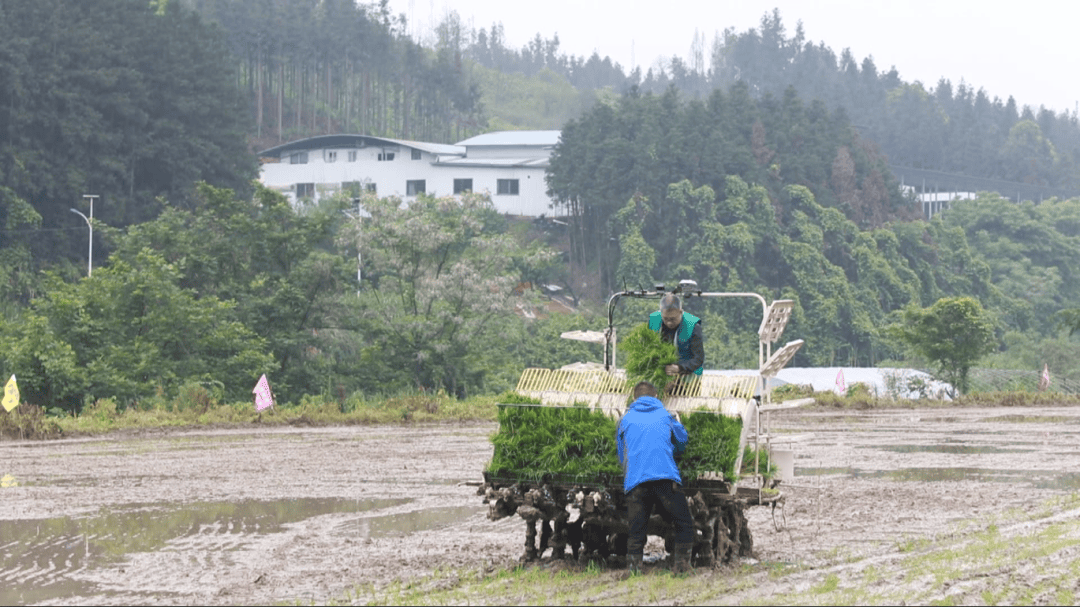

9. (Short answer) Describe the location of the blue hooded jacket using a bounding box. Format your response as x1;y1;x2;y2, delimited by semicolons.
617;396;689;493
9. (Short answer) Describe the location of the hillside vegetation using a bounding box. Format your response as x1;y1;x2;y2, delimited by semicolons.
2;0;1080;415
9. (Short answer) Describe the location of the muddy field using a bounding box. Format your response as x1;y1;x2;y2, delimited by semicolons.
3;405;1080;605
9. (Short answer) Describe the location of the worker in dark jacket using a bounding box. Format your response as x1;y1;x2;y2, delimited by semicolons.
617;381;694;575
648;293;704;377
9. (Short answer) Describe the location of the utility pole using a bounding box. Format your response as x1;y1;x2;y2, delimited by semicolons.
342;201;362;296
70;194;98;277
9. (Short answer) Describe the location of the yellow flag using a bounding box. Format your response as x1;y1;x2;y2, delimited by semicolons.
3;375;19;412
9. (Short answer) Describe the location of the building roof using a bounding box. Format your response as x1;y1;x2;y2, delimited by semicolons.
434;157;550;168
258;134;465;157
455;130;561;147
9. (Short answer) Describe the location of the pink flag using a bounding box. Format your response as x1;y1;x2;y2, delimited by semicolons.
1039;364;1050;391
835;369;846;395
253;374;275;411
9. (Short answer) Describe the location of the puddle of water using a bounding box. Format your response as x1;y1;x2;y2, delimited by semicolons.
798;466;1051;484
871;444;1031;454
0;496;409;605
980;415;1075;424
861;467;1033;483
843;428;1007;435
354;477;461;486
352;505;484;539
1035;473;1080;491
795;466;858;476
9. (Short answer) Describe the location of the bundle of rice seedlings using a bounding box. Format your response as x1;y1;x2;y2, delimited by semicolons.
739;445;777;479
620;323;679;393
679;410;744;482
486;402;621;483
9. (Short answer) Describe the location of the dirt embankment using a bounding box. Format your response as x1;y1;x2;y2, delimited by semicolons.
2;406;1080;604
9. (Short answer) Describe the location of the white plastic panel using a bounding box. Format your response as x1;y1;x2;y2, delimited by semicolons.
760;339;804;378
758;299;795;344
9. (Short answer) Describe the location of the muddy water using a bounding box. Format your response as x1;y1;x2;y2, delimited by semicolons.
352;505;485;539
0;497;408;605
2;409;1080;604
748;405;1080;566
0;424;500;605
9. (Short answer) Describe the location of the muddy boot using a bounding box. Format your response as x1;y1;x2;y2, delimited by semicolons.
671;543;693;575
621;554;643;580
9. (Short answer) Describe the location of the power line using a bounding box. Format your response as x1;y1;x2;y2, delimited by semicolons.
0;226;88;233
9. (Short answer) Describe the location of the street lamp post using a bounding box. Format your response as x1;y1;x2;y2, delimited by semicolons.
342;203;362;296
70;208;92;277
71;194;97;277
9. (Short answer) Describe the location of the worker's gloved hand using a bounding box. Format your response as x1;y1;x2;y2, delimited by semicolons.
664;364;680;376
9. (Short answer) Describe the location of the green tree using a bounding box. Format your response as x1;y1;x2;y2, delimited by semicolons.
0;0;256;267
0;250;272;411
1001;120;1059;186
891;296;996;395
113;183;349;398
616;227;657;291
346;191;553;397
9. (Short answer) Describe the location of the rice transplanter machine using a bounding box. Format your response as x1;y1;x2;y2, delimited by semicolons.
480;280;810;566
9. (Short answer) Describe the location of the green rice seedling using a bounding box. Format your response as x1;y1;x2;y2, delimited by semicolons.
496;391;543;405
740;445;777;479
487;403;622;482
488;404;752;483
620;323;679;393
679;410;743;481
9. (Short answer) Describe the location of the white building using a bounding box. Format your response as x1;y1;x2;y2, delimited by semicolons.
257;130;563;216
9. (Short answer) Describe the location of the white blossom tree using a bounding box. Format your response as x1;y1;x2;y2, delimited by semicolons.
341;191;553;396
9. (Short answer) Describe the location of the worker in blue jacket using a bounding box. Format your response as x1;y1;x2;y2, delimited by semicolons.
617;381;694;575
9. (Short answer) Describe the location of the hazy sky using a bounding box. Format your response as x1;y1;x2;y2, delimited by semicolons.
387;0;1078;114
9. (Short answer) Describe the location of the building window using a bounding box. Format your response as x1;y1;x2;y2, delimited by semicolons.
296;183;315;199
497;179;519;195
378;152;395;161
344;181;376;198
342;181;361;199
453;179;473;194
406;180;425;196
325;150;337;163
411;148;422;160
347;150;357;162
289;151;308;164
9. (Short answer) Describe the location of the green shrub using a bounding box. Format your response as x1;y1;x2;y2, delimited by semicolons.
812;391;876;410
86;398;119;422
955;391;1080;407
845;382;872;398
172;382;216;413
0;404;63;439
772;383;813;400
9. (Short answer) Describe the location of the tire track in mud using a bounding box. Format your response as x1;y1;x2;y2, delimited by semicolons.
16;411;1080;605
724;502;1080;604
0;512;260;604
1;530;102;604
83;517;266;599
0;424;498;605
